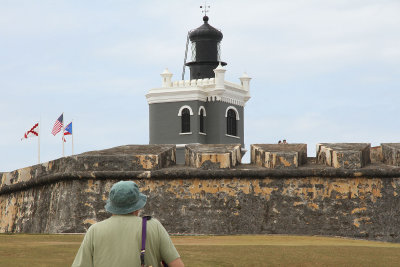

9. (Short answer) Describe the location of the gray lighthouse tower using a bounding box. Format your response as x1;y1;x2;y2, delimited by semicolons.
146;15;251;163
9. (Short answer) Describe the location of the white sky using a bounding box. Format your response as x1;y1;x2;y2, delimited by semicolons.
1;0;399;172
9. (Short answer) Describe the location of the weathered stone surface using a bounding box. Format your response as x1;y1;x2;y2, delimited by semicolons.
80;144;176;170
370;146;383;163
316;143;371;169
2;175;400;243
251;144;307;169
2;144;400;243
0;145;176;190
185;144;241;169
382;143;400;166
0;180;111;233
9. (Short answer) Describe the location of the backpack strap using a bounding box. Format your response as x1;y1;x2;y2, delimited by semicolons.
141;216;152;267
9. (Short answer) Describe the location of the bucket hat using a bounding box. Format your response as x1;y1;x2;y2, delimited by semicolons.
105;181;147;214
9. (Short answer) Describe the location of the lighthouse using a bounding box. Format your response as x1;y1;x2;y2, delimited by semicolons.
185;15;227;80
146;15;251;163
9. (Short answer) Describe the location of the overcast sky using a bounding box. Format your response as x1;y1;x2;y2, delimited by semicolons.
1;0;399;172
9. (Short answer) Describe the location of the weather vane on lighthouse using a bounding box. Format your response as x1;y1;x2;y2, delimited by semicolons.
200;2;210;16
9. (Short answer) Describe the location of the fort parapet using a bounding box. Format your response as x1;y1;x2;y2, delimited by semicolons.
1;143;400;243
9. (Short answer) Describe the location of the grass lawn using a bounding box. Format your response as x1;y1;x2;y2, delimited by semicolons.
0;234;399;266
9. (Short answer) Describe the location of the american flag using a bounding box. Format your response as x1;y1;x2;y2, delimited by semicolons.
52;113;64;136
21;123;39;140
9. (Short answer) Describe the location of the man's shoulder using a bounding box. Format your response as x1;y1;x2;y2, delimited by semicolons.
87;215;129;230
147;217;170;235
146;217;162;226
85;217;112;232
87;216;163;230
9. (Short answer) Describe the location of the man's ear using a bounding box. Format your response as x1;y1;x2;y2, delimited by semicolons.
133;210;141;216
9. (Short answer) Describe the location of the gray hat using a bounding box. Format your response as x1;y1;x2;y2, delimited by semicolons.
105;181;147;214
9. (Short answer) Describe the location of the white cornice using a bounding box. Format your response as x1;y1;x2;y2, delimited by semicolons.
146;78;251;106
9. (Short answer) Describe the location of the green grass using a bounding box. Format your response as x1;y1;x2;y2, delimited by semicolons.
1;234;400;266
0;234;80;267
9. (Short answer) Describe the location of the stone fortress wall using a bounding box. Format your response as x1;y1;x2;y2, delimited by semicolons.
1;143;400;243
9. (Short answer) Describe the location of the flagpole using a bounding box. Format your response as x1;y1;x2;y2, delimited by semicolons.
38;118;41;164
72;119;74;155
62;113;65;157
62;127;65;157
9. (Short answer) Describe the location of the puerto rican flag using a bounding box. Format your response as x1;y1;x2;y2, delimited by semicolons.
21;123;39;140
62;122;72;142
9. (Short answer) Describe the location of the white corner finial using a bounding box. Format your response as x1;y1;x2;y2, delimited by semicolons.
240;72;251;92
241;72;249;78
213;63;226;90
162;68;172;75
160;68;173;87
215;62;225;71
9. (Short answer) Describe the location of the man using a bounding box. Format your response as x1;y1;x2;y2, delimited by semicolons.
72;181;184;267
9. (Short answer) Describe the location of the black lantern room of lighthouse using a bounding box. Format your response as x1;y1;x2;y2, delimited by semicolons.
185;15;227;80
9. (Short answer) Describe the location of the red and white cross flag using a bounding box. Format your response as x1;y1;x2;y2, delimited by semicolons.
21;123;39;140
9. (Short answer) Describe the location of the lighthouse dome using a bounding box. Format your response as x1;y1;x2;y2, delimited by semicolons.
189;16;223;41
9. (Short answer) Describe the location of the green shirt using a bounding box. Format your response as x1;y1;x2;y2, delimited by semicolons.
72;215;180;267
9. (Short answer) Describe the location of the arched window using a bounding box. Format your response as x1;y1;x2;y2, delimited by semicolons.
199;109;204;133
181;108;190;133
226;109;237;136
198;106;206;134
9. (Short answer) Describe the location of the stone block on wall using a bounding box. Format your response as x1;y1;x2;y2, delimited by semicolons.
250;144;307;169
1;145;176;190
1;166;37;190
316;143;370;169
185;144;241;169
78;144;176;171
370;146;383;163
382;143;400;166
